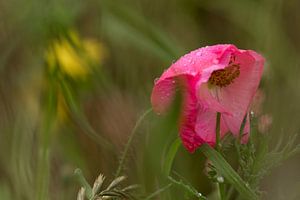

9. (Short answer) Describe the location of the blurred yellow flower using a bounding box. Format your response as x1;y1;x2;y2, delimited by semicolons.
83;39;106;63
45;30;106;79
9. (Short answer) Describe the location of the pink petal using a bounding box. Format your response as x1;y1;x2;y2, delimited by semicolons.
152;73;204;152
151;77;177;114
195;108;229;147
152;44;238;114
151;44;264;152
220;50;264;137
177;76;203;152
197;49;264;138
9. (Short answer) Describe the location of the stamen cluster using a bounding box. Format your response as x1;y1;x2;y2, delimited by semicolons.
208;57;240;87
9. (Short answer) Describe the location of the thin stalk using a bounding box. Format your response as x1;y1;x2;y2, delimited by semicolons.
218;181;225;200
235;114;248;164
215;112;225;200
144;184;172;200
35;82;56;200
215;112;221;152
115;108;152;178
225;185;235;200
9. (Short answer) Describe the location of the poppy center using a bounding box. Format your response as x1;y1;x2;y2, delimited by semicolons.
208;61;240;87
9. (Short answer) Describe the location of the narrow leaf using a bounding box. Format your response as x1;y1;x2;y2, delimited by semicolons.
163;138;181;176
74;169;93;199
200;144;258;200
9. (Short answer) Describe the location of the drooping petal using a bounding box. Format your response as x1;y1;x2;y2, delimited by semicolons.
151;71;203;152
196;45;241;114
151;77;177;114
195;48;263;138
218;50;264;137
178;76;204;152
151;44;238;114
198;83;231;114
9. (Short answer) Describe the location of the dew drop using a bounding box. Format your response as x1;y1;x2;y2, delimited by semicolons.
154;78;159;84
196;51;203;56
217;176;224;183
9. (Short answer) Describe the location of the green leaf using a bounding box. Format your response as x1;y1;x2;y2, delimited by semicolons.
199;144;258;200
74;169;93;199
162;138;181;176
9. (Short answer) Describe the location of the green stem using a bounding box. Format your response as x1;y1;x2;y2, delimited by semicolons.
144;183;172;200
35;82;56;200
115;108;152;178
215;112;225;200
235;114;248;164
74;169;93;199
218;181;225;200
225;185;235;200
215;112;221;152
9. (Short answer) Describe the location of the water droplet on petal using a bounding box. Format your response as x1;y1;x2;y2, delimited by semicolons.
154;78;159;84
196;51;203;56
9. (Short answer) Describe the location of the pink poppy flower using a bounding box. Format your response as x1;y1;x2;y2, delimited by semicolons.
151;44;264;153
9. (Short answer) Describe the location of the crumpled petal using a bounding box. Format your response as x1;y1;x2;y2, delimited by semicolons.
178;76;203;152
151;72;203;152
152;44;237;114
197;49;264;139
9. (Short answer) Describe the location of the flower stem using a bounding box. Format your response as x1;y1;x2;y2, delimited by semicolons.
215;112;225;200
215;112;221;152
235;114;247;163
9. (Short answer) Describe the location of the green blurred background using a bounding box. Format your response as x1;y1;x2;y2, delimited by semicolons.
0;0;299;199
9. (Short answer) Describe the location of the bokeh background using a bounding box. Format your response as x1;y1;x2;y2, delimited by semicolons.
0;0;299;199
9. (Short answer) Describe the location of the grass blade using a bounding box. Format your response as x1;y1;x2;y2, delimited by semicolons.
162;138;181;176
200;144;258;200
